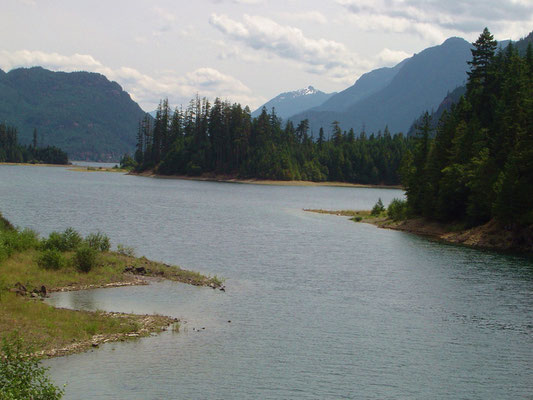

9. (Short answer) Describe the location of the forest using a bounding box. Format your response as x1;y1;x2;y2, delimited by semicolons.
0;123;68;165
133;99;414;185
402;28;533;227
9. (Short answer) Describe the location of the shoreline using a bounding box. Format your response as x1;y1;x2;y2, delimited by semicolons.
131;171;402;189
0;161;71;168
1;249;224;358
304;209;533;254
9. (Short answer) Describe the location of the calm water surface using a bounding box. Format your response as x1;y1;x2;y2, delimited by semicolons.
1;164;532;399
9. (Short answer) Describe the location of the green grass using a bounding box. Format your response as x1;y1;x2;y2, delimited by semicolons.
0;217;221;356
0;292;157;354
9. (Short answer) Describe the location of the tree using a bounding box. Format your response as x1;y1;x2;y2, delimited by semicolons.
0;335;64;399
32;128;38;150
467;27;498;88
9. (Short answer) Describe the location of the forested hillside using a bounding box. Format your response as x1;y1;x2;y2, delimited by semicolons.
0;67;148;161
403;28;533;227
133;99;413;185
0;123;68;164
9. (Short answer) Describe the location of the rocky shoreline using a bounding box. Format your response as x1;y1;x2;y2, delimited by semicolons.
305;209;533;253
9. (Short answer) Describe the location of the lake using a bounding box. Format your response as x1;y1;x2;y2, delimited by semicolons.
1;164;532;399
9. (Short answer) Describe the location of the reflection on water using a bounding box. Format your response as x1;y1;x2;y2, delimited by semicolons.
1;165;532;399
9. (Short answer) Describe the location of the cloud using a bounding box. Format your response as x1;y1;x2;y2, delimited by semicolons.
281;11;327;25
152;7;177;37
376;48;412;66
209;13;371;83
0;50;260;110
338;0;533;42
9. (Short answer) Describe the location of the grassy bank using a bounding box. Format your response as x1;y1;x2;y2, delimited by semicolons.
0;216;222;357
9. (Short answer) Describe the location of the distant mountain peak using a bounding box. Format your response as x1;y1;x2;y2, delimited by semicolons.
252;86;334;120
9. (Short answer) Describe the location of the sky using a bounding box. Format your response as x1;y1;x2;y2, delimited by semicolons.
1;0;532;111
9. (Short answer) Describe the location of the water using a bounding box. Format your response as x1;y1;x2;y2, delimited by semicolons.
1;164;532;399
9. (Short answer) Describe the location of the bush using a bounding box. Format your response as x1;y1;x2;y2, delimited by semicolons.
41;228;82;252
371;198;386;216
37;249;67;270
85;232;111;252
387;198;408;221
74;246;98;273
0;243;8;263
116;244;135;257
0;228;39;258
0;335;64;399
61;228;82;250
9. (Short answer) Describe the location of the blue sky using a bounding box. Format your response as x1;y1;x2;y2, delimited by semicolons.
1;0;532;111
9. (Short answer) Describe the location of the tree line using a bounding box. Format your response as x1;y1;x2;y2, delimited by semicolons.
132;98;414;185
402;28;533;227
0;123;68;164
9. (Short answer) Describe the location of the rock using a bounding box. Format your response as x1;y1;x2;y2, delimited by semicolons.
134;266;146;275
123;266;135;273
10;282;27;296
92;343;99;347
219;287;225;292
31;292;38;298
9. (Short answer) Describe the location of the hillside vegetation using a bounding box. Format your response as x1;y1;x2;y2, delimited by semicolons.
402;29;533;235
0;67;148;161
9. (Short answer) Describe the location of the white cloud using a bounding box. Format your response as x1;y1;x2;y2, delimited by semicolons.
281;11;328;25
0;50;260;110
376;48;411;66
338;0;533;41
209;13;372;83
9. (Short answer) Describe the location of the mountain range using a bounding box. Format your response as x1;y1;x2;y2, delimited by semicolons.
286;37;472;136
0;67;147;161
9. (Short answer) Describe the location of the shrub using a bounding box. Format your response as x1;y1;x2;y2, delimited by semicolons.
13;229;40;251
0;335;64;399
0;228;39;258
85;232;111;252
62;227;82;250
371;198;386;216
42;228;82;252
41;232;64;251
0;243;7;263
37;249;67;270
116;244;135;257
387;198;408;221
0;213;15;231
74;246;98;273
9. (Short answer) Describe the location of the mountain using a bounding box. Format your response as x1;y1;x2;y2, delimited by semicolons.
289;37;472;136
0;67;148;161
251;86;334;120
313;59;408;113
